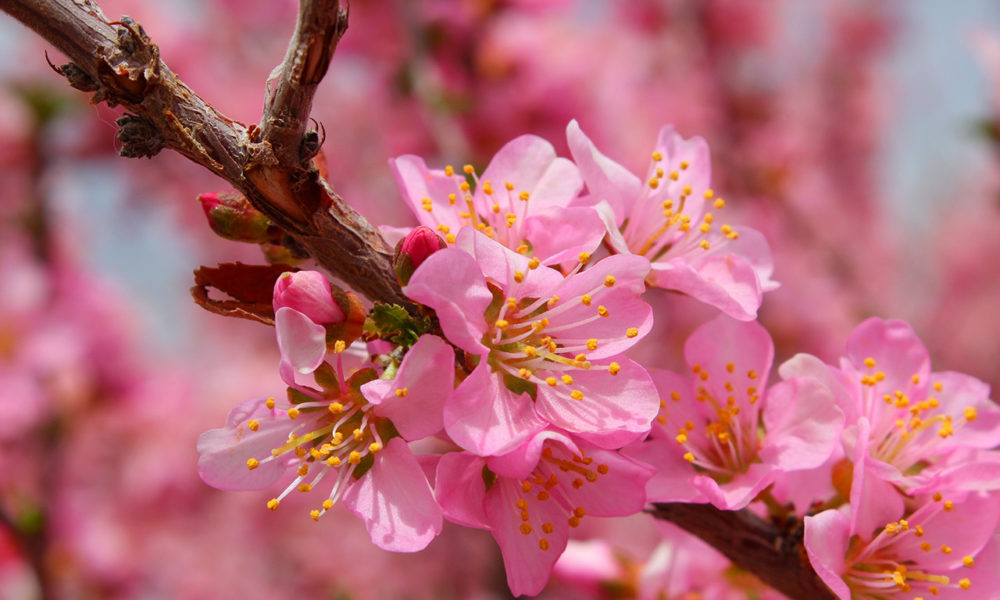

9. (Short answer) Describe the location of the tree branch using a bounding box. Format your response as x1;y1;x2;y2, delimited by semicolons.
0;0;413;309
649;503;836;600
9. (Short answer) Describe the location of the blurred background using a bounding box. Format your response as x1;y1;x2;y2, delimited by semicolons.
1;0;1000;598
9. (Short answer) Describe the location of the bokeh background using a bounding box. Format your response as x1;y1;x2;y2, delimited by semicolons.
2;0;1000;598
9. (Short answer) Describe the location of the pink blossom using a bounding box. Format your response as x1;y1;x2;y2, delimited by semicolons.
628;316;843;510
393;225;447;285
435;429;654;596
781;318;1000;526
198;335;453;551
390;134;606;265
405;227;658;455
805;492;1000;599
567;120;777;320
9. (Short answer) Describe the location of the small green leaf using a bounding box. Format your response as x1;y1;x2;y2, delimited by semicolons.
364;303;430;347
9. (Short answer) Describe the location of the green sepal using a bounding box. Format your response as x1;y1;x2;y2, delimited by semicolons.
502;369;537;401
352;452;376;480
363;303;430;347
287;387;315;405
313;361;341;393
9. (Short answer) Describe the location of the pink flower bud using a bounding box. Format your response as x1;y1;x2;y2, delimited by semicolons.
198;190;273;243
394;226;447;285
272;271;345;325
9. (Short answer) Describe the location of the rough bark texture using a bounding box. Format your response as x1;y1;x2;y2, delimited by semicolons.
650;503;837;600
0;0;412;309
0;2;838;598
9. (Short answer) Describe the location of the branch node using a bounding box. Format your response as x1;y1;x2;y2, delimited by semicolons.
115;114;163;158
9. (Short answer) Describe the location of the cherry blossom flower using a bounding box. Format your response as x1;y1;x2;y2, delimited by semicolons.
566;119;777;320
435;429;654;596
628;315;843;510
390;134;606;266
197;335;453;551
805;492;1000;599
405;227;658;455
781;318;1000;533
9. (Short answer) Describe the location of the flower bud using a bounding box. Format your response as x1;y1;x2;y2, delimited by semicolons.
273;271;345;325
198;190;272;243
393;226;447;285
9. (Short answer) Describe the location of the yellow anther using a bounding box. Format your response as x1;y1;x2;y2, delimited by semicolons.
863;357;876;368
539;539;551;551
444;165;455;177
310;510;320;521
963;556;974;567
581;294;592;306
348;451;362;465
495;319;509;329
463;164;474;175
598;305;609;317
626;327;639;338
682;185;692;196
944;500;954;511
699;240;710;250
578;252;591;264
297;463;309;476
912;374;921;384
294;447;307;458
747;369;758;379
652;151;664;161
546;377;558;386
669;171;679;181
941;545;952;554
960;578;971;590
680;160;690;170
267;498;280;511
934;492;944;501
327;456;341;467
266;397;276;409
649;178;660;189
921;542;932;552
656;167;664;178
713;198;725;209
683;452;695;463
491;203;500;213
287;407;300;419
519;191;530;201
524;346;538;357
704;189;715;200
353;428;364;441
676;433;688;443
395;387;409;398
246;458;259;470
446;233;456;243
699;223;711;234
447;193;457;205
483;181;494;195
528;257;541;270
609;363;621;375
875;371;886;381
586;339;598;351
298;483;312;492
518;368;530;379
570;390;584;401
520;523;532;535
604;275;616;287
248;420;259;432
560;375;574;385
965;407;978;421
459;182;470;193
934;381;944;392
369;442;382;453
514;270;525;283
328;402;343;414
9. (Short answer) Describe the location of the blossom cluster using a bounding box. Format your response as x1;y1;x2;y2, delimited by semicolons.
197;123;1000;598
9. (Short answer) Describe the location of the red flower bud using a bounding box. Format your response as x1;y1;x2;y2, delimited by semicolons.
394;226;447;285
198;190;272;243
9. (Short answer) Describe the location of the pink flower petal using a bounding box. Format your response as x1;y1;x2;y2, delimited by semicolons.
649;253;764;321
444;362;548;456
804;509;853;600
341;437;443;552
274;307;327;374
197;397;291;491
435;451;490;530
522;207;606;266
566;119;640;225
404;247;491;355
390;154;463;232
361;335;454;441
486;478;569;597
761;376;844;471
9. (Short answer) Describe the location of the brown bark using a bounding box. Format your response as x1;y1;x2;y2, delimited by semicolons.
650;503;837;600
0;0;412;309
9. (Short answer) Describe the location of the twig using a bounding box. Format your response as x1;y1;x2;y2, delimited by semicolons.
0;0;414;310
649;503;836;600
